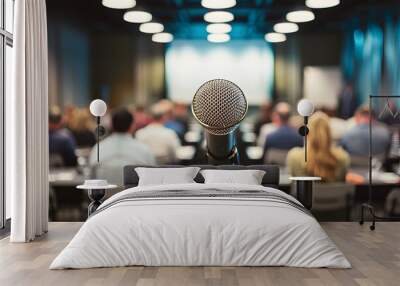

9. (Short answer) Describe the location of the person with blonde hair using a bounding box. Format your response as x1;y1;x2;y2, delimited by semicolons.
68;108;96;148
287;112;350;182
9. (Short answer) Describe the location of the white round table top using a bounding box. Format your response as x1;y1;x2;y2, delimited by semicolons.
289;176;322;181
77;184;118;190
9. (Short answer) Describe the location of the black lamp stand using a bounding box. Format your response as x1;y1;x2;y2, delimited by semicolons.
94;117;106;163
298;116;309;162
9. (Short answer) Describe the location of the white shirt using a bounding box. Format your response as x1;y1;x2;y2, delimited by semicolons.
89;133;156;184
135;123;181;164
257;123;277;147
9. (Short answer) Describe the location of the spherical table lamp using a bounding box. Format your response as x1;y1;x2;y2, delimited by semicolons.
292;98;319;210
297;99;314;162
78;99;114;217
89;99;107;163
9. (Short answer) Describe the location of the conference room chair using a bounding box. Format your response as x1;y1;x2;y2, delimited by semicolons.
312;183;355;221
385;189;400;217
264;148;288;166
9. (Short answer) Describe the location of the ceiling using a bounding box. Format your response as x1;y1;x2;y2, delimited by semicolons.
47;0;400;39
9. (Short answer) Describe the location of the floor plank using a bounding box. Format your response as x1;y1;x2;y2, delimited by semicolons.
0;222;399;286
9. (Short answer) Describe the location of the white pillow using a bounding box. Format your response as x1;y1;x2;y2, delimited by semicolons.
135;167;201;186
200;169;266;185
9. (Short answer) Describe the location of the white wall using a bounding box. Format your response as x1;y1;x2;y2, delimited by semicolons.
166;40;274;105
303;66;343;108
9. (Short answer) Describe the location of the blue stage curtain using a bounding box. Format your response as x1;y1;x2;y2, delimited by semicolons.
384;17;400;96
342;24;384;104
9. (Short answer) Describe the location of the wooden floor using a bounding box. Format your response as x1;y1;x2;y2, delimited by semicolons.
0;222;399;286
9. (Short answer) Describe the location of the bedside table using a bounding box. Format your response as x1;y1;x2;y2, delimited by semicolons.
289;177;321;210
77;181;118;216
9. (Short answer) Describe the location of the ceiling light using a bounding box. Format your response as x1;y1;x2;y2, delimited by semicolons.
102;0;136;9
207;33;230;43
204;11;234;23
273;22;299;33
139;22;164;34
123;11;152;23
206;23;232;34
201;0;236;9
286;10;315;23
306;0;340;9
152;33;174;43
265;33;286;43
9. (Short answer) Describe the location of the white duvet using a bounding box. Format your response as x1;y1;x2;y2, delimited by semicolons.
50;183;351;269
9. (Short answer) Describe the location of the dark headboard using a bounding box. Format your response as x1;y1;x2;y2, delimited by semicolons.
123;165;280;189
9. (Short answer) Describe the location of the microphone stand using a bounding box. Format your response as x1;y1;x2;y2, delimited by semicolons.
205;131;240;165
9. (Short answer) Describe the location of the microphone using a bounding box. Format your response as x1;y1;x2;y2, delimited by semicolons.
192;79;248;164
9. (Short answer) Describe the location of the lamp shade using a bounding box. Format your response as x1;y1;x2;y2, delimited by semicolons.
123;11;152;23
207;23;232;34
297;99;314;117
102;0;136;9
265;32;286;43
201;0;236;9
90;99;107;117
286;10;315;23
204;11;234;23
306;0;340;9
139;22;164;34
273;22;299;33
207;33;230;43
152;32;174;43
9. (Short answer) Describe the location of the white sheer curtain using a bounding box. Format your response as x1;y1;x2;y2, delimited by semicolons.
7;0;49;242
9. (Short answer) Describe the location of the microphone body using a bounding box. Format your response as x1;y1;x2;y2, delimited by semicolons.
192;79;247;165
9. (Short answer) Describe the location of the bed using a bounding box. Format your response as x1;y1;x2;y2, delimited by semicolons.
50;165;351;269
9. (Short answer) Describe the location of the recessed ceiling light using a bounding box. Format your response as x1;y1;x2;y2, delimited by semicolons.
123;11;152;23
102;0;136;9
273;22;299;33
286;10;315;23
265;33;286;43
207;33;230;43
152;33;174;43
206;23;232;34
139;22;164;34
306;0;340;9
201;0;236;9
204;11;234;23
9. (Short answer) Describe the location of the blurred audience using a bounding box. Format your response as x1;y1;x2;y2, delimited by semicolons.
337;83;357;119
68;108;96;148
132;105;152;134
340;106;391;157
89;108;155;184
49;106;77;167
263;102;303;153
136;103;181;164
287;112;350;182
166;102;189;142
254;102;272;137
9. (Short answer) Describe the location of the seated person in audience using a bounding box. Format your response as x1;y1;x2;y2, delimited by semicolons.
89;108;155;184
136;103;181;164
339;105;391;157
49;107;77;167
254;102;272;137
263;102;303;153
68;108;96;148
131;105;152;134
287;112;350;182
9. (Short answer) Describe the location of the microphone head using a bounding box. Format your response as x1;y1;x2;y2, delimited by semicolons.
192;79;247;135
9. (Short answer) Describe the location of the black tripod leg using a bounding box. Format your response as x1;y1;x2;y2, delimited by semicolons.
369;207;376;231
360;204;364;225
